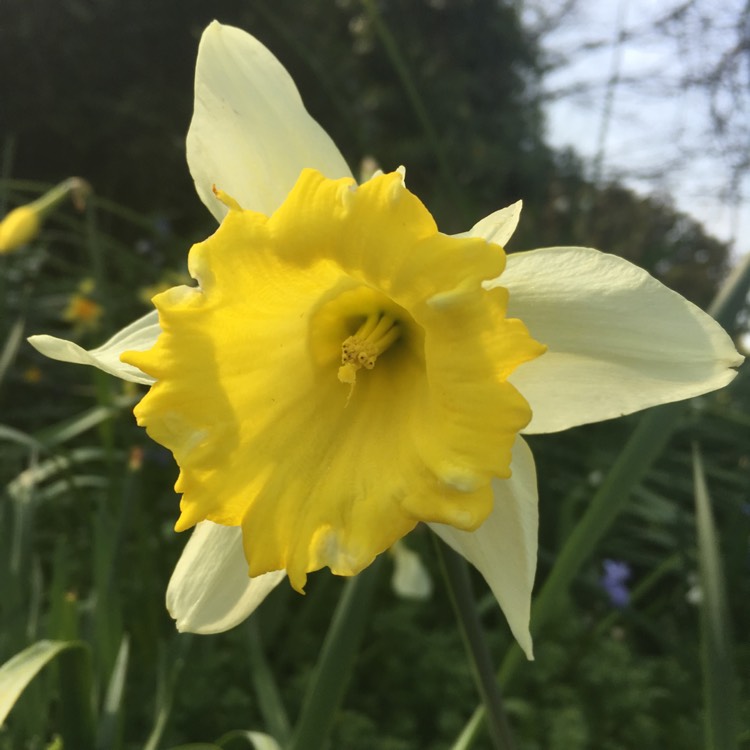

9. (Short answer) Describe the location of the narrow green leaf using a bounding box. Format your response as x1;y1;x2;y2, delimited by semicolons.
6;447;113;500
57;642;96;750
36;397;136;446
287;560;383;750
0;424;46;452
143;636;192;750
0;640;84;724
359;0;469;224
435;539;517;750
692;444;739;750
96;635;130;750
0;315;25;386
0;397;135;454
247;620;291;743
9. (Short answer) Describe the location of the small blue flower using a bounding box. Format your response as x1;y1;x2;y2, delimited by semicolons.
600;559;632;608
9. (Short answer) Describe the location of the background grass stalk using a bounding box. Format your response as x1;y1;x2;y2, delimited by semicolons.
692;444;739;750
435;539;517;750
359;0;470;224
247;620;291;744
287;559;383;750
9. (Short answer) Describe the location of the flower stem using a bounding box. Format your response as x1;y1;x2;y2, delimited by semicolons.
435;538;518;750
287;558;383;750
359;0;470;226
247;619;291;744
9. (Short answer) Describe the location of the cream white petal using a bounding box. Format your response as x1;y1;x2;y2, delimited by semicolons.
187;21;353;222
167;521;285;634
430;437;538;659
460;199;522;247
243;733;282;750
493;246;744;434
390;540;433;600
27;310;159;385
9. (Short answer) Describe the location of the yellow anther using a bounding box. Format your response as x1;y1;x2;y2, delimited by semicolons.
337;313;400;385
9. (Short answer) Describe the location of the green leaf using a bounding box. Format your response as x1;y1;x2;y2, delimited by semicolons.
692;444;739;750
0;640;84;724
142;636;192;750
96;635;130;750
287;559;383;750
247;620;290;744
435;540;517;750
0;315;25;387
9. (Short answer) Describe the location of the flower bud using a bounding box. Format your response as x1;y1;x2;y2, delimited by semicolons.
0;177;91;254
0;205;40;254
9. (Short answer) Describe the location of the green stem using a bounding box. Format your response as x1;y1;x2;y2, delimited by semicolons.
57;644;96;750
247;619;291;744
28;177;90;217
692;444;739;750
359;0;469;225
287;559;383;750
435;539;517;750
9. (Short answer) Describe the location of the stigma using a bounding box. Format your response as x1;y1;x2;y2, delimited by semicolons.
338;312;400;385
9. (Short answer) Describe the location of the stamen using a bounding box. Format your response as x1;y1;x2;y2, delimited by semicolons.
338;313;400;385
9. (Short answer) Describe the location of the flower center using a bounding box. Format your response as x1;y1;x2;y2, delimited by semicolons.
338;312;401;384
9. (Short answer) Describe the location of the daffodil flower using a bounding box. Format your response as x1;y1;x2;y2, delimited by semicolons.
29;22;742;659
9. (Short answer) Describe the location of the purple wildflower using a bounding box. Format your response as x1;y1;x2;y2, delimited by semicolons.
600;559;632;608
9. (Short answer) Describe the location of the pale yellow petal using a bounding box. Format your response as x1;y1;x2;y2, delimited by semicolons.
27;310;159;384
167;521;285;634
430;436;538;659
495;246;743;433
390;540;433;600
460;200;522;247
187;22;352;222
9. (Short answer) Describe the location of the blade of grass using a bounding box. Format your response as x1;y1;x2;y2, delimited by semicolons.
359;0;469;224
0;396;136;454
692;444;738;750
287;559;383;750
0;639;94;750
435;539;517;750
96;634;130;750
0;316;25;387
142;635;192;750
57;641;96;750
246;619;291;744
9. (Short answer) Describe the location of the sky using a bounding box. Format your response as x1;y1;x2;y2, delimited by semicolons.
530;0;749;259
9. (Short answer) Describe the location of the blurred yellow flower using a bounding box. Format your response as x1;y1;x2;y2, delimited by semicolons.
63;279;103;332
22;366;43;384
0;178;91;254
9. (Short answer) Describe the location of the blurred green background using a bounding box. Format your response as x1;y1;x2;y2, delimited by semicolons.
1;1;747;749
